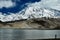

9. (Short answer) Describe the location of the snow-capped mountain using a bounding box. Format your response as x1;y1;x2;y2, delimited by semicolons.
0;4;60;22
0;0;60;22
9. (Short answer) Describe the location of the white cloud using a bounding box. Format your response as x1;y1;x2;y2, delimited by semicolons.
0;0;15;8
41;0;60;10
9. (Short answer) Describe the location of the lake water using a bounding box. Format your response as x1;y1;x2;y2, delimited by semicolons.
0;28;60;40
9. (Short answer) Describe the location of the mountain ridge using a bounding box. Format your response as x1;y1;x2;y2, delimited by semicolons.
0;7;60;22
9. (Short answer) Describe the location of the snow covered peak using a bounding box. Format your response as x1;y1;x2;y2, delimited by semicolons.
0;5;58;22
24;6;55;18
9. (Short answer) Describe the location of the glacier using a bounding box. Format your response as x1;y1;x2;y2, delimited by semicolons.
0;0;60;22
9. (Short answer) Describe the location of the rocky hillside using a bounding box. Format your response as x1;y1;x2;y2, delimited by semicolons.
0;18;60;29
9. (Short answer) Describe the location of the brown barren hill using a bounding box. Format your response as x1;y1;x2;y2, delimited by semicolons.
0;18;60;29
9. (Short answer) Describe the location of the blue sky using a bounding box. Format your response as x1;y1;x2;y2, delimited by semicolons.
0;0;41;15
